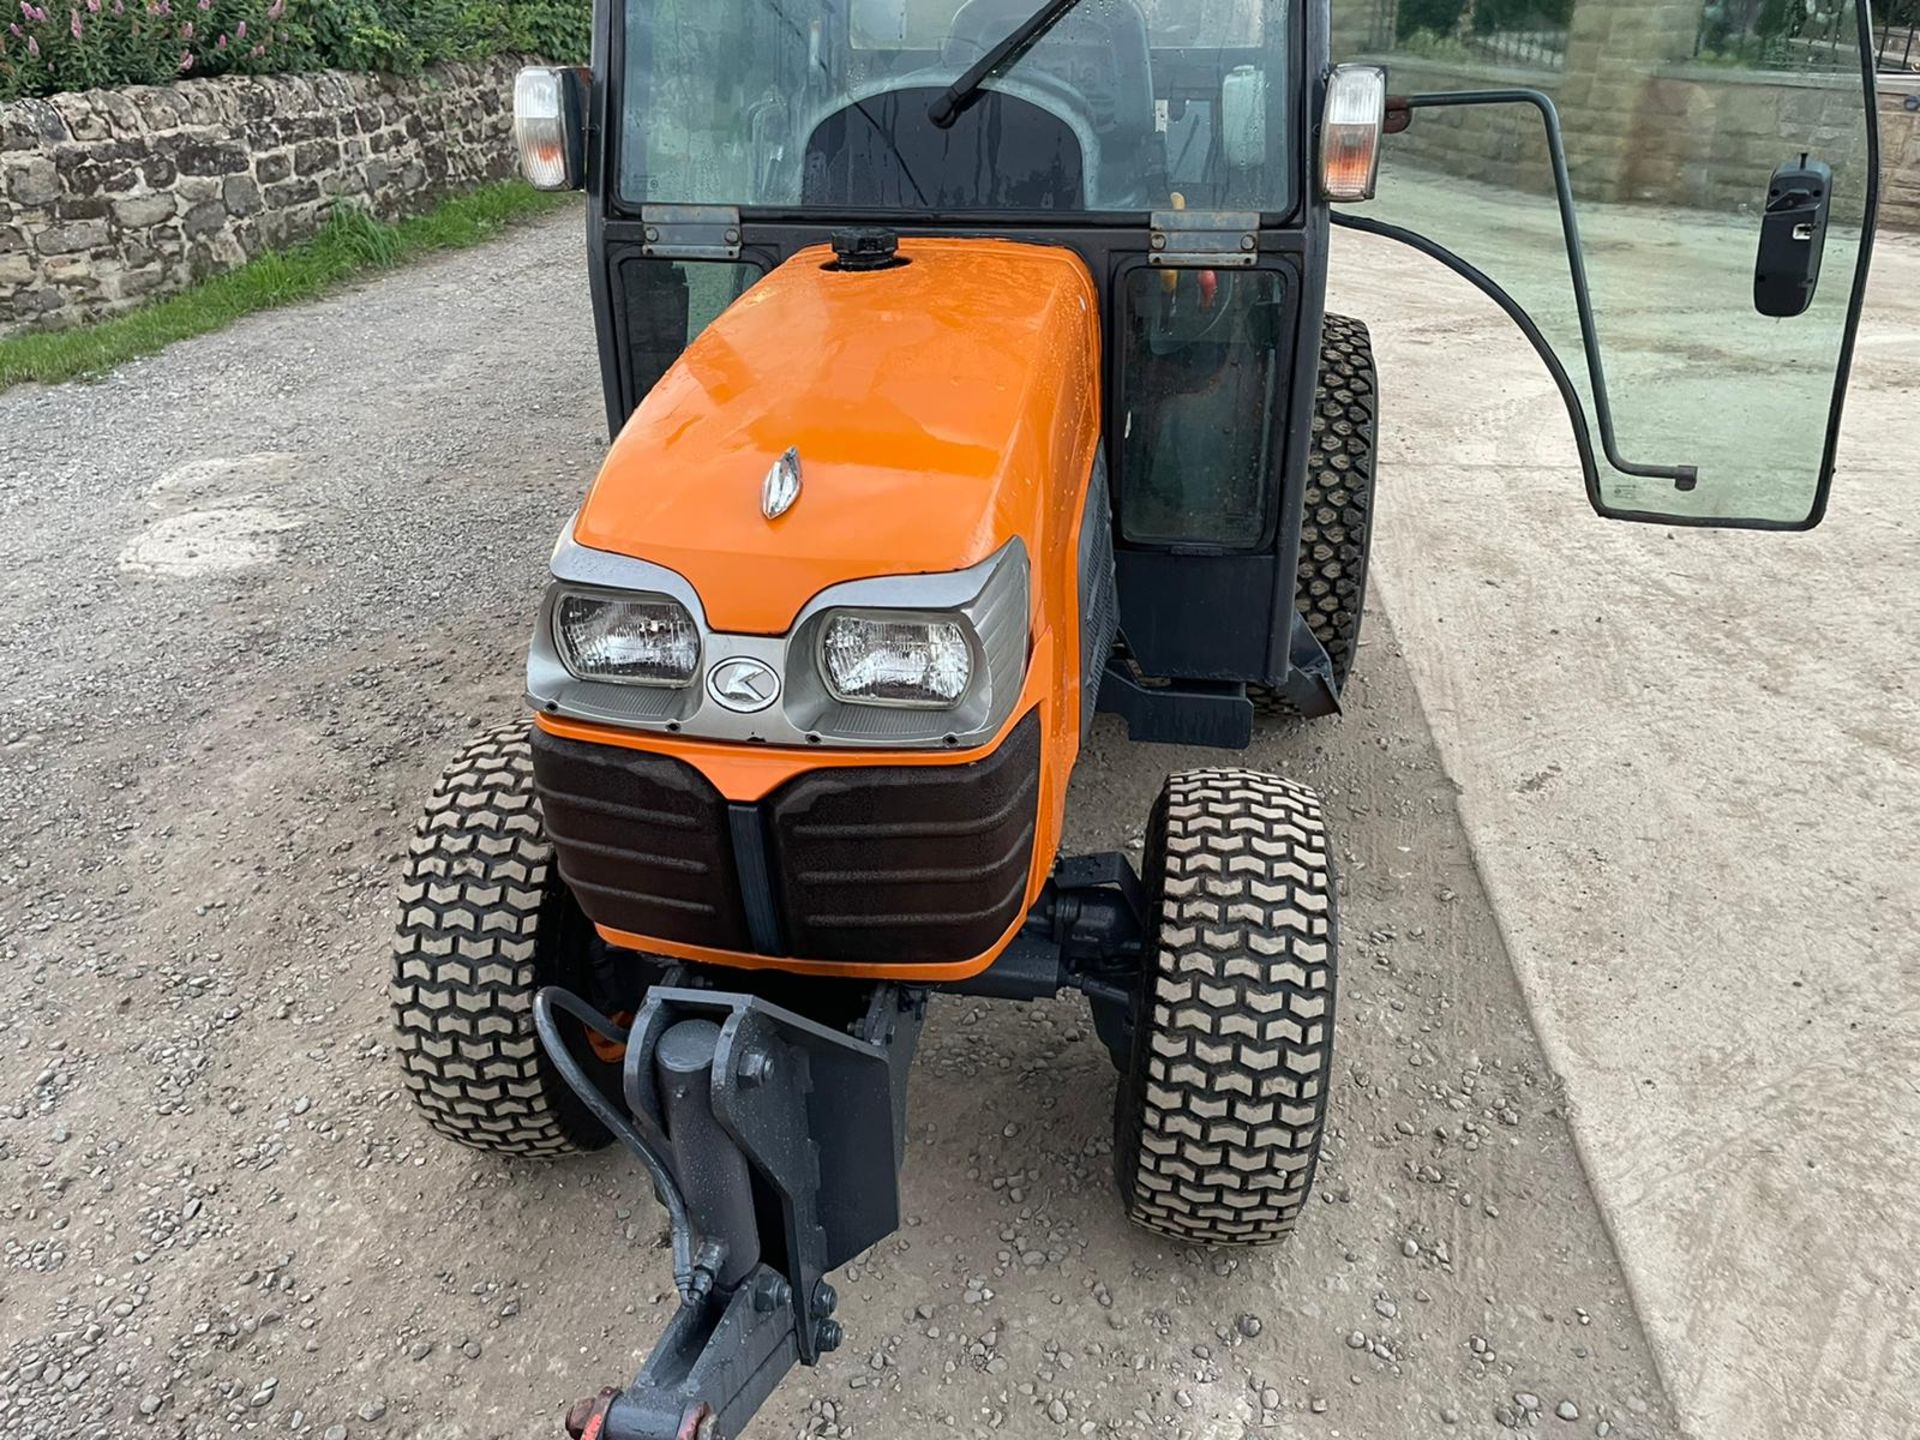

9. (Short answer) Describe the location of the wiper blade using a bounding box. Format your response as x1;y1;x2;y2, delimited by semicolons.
928;0;1086;129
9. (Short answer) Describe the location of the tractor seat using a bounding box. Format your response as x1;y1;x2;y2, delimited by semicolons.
939;0;1165;209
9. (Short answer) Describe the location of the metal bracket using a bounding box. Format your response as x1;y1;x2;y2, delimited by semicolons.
641;204;744;261
1274;611;1341;720
1148;209;1260;268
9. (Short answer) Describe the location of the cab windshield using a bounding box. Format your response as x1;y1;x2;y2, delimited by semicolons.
617;0;1297;215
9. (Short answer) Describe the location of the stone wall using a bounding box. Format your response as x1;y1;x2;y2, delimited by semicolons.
0;57;522;335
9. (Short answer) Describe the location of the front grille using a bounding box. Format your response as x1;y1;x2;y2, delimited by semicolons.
530;731;752;952
531;715;1043;968
766;712;1041;963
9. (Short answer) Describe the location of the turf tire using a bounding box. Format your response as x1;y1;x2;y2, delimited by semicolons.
1255;312;1378;716
391;725;620;1156
1115;769;1337;1245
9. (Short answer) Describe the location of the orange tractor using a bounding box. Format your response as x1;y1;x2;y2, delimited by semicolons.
390;0;1883;1433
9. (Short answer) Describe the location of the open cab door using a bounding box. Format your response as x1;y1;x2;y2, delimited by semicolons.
1331;0;1883;528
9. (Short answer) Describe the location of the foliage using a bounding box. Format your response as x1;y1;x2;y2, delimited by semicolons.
0;181;571;389
1393;0;1572;45
0;0;588;99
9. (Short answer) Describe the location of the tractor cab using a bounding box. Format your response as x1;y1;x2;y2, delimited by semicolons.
516;0;1882;734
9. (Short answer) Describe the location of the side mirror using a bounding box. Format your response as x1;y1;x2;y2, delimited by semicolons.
1753;156;1832;319
514;66;590;192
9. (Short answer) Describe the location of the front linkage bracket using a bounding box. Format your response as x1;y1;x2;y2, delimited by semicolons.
536;983;923;1440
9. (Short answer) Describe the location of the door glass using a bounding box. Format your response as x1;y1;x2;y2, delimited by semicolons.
1118;267;1286;546
1332;0;1877;526
615;257;762;416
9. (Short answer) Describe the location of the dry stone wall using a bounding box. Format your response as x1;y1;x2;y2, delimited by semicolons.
1;56;521;335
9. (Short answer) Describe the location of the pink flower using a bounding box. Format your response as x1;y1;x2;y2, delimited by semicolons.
195;0;207;9
247;39;260;54
7;19;20;34
86;0;97;11
233;17;241;36
178;45;190;68
68;6;79;35
265;0;280;18
214;29;224;46
25;30;36;51
178;16;188;35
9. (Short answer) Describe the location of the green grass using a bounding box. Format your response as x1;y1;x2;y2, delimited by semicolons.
0;180;573;391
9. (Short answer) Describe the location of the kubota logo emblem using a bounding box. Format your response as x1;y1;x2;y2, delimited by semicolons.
707;656;780;714
762;446;802;520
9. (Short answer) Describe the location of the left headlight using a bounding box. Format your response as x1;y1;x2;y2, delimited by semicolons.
821;613;974;708
553;591;700;687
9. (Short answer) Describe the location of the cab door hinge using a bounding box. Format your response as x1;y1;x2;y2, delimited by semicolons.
641;204;743;261
1148;209;1260;268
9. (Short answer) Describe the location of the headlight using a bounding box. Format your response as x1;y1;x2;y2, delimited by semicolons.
821;613;974;708
554;592;700;687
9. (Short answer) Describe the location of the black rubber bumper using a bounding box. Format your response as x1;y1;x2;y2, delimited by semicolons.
530;711;1041;966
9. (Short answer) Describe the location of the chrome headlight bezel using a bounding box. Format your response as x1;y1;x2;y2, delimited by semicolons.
527;531;1029;749
785;542;1027;743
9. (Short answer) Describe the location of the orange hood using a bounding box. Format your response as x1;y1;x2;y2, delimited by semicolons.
572;237;1101;635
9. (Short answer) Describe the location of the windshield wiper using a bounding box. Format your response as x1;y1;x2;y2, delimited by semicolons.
928;0;1087;129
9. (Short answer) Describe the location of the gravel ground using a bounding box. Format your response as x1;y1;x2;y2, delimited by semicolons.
0;206;1677;1440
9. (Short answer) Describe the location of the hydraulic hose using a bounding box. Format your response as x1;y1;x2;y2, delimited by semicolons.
532;986;699;1298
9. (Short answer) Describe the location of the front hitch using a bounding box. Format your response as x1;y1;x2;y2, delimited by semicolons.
534;983;922;1440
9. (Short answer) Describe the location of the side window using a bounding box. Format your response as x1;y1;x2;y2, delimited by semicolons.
1117;268;1287;548
614;258;763;418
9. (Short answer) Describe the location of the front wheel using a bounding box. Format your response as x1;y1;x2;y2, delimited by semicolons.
1114;769;1338;1245
391;725;636;1156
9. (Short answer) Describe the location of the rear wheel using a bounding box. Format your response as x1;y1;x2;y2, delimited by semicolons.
1255;312;1378;716
391;725;636;1156
1114;769;1337;1245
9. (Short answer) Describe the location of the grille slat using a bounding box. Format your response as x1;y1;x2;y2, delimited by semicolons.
769;712;1041;963
533;711;1043;967
531;731;751;952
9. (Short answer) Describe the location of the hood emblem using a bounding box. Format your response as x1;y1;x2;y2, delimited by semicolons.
707;656;780;714
762;446;802;520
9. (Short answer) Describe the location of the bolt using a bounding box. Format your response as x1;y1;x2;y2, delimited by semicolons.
752;1273;792;1313
737;1049;773;1088
1240;234;1256;250
1150;233;1167;250
816;1319;844;1353
644;226;660;241
724;227;741;243
811;1280;837;1317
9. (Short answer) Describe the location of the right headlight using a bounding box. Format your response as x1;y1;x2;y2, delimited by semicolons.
553;591;700;687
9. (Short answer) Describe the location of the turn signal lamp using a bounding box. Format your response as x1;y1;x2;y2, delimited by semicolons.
514;66;586;191
1320;65;1388;202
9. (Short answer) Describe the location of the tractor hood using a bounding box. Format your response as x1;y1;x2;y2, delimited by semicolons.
572;237;1102;635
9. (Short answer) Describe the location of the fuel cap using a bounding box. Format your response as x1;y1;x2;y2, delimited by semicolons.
827;227;905;271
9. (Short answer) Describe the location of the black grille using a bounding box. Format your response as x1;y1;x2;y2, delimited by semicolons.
530;731;751;952
766;712;1041;964
531;713;1042;966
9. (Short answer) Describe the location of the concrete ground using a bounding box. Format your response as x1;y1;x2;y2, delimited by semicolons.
0;197;1909;1440
1329;210;1920;1439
